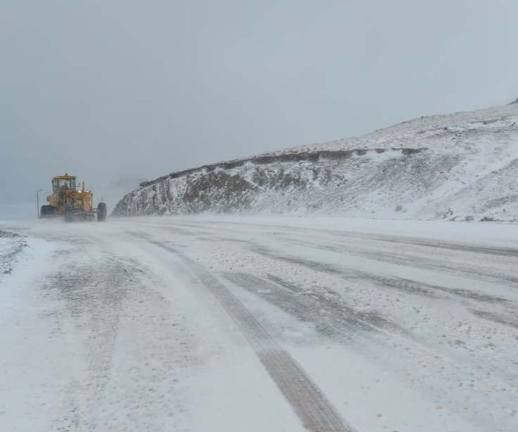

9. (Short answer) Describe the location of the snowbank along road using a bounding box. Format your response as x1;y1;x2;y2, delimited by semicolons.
1;216;518;432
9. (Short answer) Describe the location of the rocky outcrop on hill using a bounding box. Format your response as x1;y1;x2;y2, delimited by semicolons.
113;102;518;221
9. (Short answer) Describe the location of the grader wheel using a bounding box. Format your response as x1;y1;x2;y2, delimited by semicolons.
65;205;74;223
97;202;107;222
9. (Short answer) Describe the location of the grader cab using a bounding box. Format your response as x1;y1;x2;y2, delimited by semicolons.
40;174;107;222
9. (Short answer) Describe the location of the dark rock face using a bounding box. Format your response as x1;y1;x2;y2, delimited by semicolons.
182;172;257;213
112;148;431;217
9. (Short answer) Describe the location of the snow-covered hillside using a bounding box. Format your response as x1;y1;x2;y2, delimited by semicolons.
113;102;518;221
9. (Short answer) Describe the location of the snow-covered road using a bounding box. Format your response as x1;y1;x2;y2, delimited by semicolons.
1;217;517;432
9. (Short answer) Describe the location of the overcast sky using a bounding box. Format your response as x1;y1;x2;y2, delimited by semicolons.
1;0;518;208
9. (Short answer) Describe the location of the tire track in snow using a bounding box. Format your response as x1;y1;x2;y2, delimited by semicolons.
45;253;135;431
225;272;409;340
140;236;354;432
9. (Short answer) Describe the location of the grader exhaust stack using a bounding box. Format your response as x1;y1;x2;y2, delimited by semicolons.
40;174;107;222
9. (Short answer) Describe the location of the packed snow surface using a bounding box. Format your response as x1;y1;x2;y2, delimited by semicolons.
1;215;518;432
114;103;518;221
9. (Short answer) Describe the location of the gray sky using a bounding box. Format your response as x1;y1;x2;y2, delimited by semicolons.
2;0;518;207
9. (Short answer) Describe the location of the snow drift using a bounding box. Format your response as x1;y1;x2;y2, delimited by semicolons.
113;102;518;221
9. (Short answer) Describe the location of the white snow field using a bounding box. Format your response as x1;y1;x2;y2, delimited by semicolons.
114;102;518;222
1;216;517;432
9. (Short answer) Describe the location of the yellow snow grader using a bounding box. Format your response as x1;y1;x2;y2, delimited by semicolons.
40;174;107;222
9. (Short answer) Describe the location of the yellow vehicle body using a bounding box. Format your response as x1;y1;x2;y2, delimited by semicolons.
41;174;107;222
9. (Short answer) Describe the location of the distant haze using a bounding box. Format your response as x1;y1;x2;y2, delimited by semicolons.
1;0;518;212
